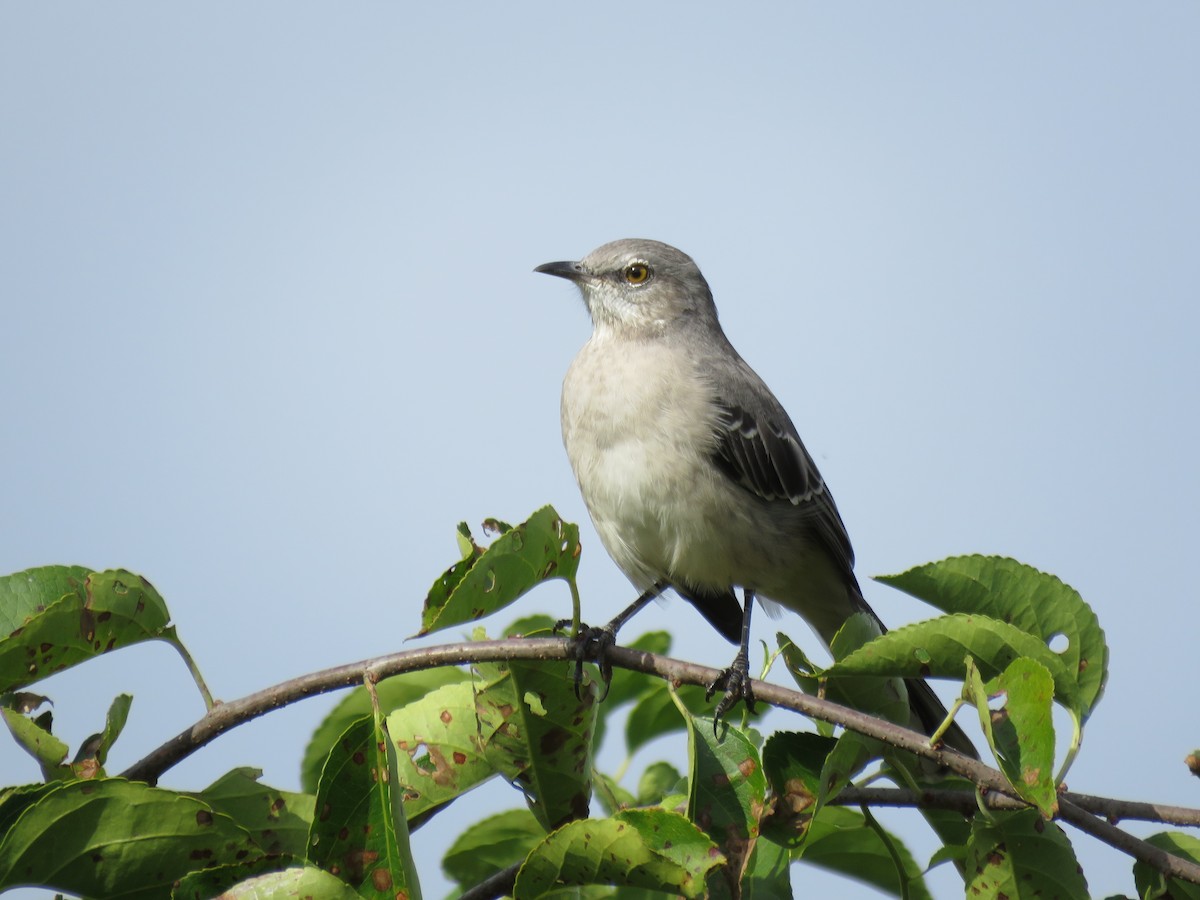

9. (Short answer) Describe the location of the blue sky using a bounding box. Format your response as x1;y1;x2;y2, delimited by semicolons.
2;4;1197;897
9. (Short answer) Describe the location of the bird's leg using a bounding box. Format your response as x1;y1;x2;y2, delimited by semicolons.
707;588;757;727
554;580;668;700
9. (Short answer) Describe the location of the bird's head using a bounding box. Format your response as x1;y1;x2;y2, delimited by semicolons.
536;239;718;335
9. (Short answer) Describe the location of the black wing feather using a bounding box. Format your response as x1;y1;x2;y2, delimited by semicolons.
712;399;856;573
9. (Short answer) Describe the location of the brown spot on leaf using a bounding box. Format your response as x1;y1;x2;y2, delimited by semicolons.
453;751;467;764
540;726;568;754
352;750;366;765
372;869;393;890
343;849;379;883
738;758;757;778
80;608;95;642
440;709;453;724
97;611;112;623
319;802;332;821
195;810;213;826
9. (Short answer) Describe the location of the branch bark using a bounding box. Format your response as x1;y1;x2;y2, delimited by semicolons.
119;636;1200;886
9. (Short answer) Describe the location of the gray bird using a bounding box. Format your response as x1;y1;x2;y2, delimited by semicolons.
536;238;969;749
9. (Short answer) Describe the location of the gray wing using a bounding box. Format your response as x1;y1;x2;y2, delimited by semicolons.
711;395;857;575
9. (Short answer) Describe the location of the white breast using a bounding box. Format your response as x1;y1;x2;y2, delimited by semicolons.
561;332;737;590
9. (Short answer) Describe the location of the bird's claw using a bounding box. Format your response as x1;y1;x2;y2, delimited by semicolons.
554;620;616;701
706;651;756;733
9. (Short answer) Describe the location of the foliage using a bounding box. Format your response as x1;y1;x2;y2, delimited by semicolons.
0;507;1197;898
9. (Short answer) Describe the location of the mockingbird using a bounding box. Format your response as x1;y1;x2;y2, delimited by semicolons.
536;238;971;751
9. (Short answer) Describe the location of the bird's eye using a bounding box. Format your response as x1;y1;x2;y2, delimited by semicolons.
623;262;652;285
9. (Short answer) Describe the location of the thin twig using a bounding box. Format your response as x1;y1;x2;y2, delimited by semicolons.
835;787;1200;827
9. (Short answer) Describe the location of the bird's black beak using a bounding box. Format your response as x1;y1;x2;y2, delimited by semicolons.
534;260;586;282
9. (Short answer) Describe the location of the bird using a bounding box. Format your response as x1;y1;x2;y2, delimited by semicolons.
535;238;971;752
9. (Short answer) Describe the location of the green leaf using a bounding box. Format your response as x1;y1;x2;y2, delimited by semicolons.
514;808;724;898
308;714;420;899
195;768;314;858
0;566;176;693
174;862;365;899
876;556;1107;721
816;731;878;807
474;656;597;830
442;807;546;892
965;808;1088;899
504;612;559;637
966;657;1057;816
300;667;469;793
684;715;767;896
579;629;668;752
1132;832;1200;900
418;506;581;636
828;613;910;725
604;630;672;709
741;837;793;898
1;706;70;779
637;761;683;806
0;778;261;898
826;613;1080;715
760;731;834;847
795;806;933;900
592;771;637;816
624;682;711;756
94;692;132;767
386;680;496;825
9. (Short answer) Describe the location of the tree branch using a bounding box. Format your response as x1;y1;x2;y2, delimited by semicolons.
119;636;1200;886
835;786;1200;827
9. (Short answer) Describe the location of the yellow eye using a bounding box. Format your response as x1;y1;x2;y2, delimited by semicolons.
623;262;651;285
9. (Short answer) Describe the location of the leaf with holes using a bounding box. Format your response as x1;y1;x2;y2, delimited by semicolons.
965;657;1057;816
876;556;1107;722
385;680;496;826
418;506;581;636
825;614;1080;717
474;656;596;830
300;668;470;793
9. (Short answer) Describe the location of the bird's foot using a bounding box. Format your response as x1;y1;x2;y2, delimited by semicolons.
553;619;617;701
706;650;757;732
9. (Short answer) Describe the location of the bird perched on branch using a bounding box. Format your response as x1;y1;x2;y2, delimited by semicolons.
536;238;972;754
